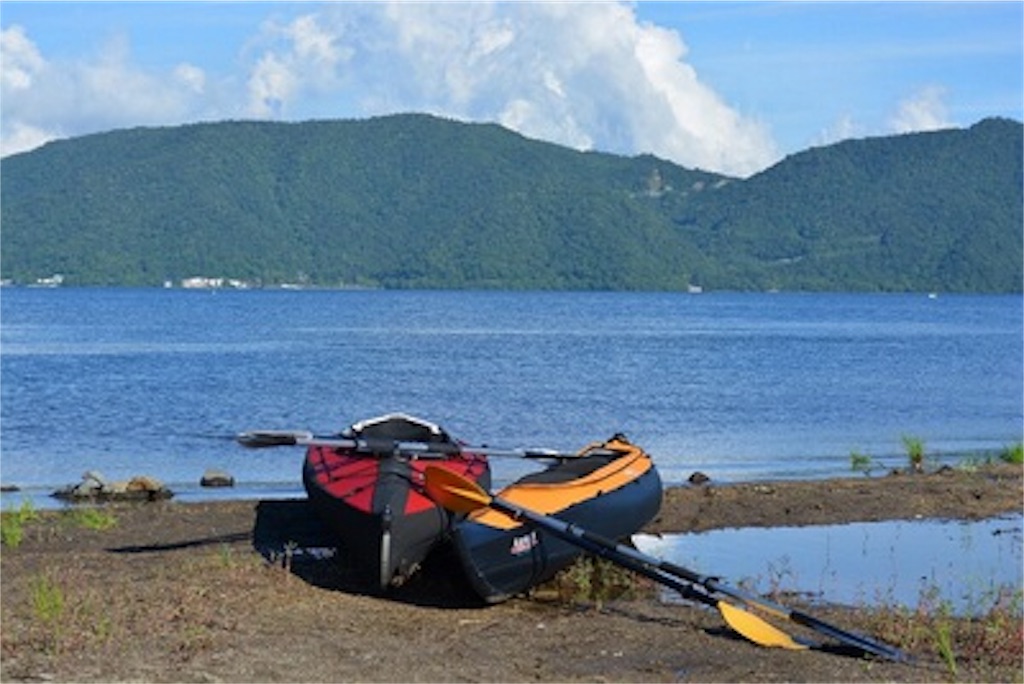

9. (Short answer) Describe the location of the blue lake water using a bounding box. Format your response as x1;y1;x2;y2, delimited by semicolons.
1;288;1021;507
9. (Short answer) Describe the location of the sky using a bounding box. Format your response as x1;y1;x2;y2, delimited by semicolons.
1;1;1021;177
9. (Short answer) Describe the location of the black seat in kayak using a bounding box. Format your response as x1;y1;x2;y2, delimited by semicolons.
516;450;622;485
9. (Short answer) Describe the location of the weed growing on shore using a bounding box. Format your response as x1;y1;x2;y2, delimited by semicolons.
764;556;798;600
852;437;1022;476
933;619;957;677
1;502;119;548
849;451;886;476
8;550;267;670
217;542;237;568
867;582;1023;677
29;573;66;654
901;435;926;473
646;545;1021;678
1;500;38;548
1000;441;1023;464
61;506;117;531
553;555;646;606
849;451;872;475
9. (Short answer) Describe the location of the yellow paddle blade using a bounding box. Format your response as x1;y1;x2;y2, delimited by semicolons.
718;601;809;651
424;465;493;514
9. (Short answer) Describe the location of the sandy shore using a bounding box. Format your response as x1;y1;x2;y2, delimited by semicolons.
1;463;1020;682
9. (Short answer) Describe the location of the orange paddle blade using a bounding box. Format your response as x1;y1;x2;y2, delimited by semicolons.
424;465;492;514
718;601;808;650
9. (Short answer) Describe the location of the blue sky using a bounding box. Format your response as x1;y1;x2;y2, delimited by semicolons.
2;2;1021;176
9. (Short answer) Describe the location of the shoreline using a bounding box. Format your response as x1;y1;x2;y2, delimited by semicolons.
2;462;1021;683
649;460;1022;533
3;448;1019;515
4;460;1019;528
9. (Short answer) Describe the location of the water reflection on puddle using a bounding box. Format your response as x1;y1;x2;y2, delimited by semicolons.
633;515;1023;615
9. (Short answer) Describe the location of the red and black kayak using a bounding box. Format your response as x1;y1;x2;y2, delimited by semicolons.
300;414;490;590
445;434;661;603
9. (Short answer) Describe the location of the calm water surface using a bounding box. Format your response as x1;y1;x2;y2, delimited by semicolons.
1;288;1021;504
634;514;1023;615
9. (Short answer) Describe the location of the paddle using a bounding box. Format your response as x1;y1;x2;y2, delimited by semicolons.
236;429;585;460
424;466;913;663
424;467;804;651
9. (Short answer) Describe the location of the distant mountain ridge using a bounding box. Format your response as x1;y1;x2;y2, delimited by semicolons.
2;113;1020;292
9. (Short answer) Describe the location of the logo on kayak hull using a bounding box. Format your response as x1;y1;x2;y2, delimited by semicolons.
510;531;539;555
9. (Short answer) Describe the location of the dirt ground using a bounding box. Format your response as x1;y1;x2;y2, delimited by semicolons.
1;463;1021;683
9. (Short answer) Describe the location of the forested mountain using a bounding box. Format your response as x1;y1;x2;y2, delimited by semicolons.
2;114;1020;292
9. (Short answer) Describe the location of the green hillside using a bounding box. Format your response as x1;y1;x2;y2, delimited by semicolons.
1;113;1020;292
669;117;1023;292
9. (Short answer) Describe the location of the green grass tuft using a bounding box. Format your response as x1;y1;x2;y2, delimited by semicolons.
62;507;118;531
1;500;39;548
999;442;1023;464
901;435;926;472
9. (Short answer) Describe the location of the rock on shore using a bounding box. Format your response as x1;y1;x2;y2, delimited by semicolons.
51;470;173;502
200;468;235;488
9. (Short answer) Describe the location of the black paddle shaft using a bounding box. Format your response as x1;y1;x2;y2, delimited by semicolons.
492;494;912;664
524;513;724;610
650;555;911;662
485;496;724;608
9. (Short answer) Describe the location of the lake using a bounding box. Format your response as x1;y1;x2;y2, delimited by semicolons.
1;288;1021;505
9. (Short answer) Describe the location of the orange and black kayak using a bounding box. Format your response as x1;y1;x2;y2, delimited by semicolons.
301;414;490;591
447;434;661;603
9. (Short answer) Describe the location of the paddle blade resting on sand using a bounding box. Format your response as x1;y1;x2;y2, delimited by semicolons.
424;466;808;651
718;602;808;650
423;466;912;663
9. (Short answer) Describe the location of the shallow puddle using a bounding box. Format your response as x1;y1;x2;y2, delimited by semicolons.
633;514;1023;615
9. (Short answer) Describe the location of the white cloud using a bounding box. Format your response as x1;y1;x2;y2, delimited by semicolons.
889;85;953;134
245;12;351;116
1;26;217;156
239;3;776;175
812;114;865;148
287;14;342;66
174;63;206;94
626;16;776;176
1;25;56;154
247;52;298;118
805;89;956;152
1;25;45;90
2;3;779;175
0;120;54;157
